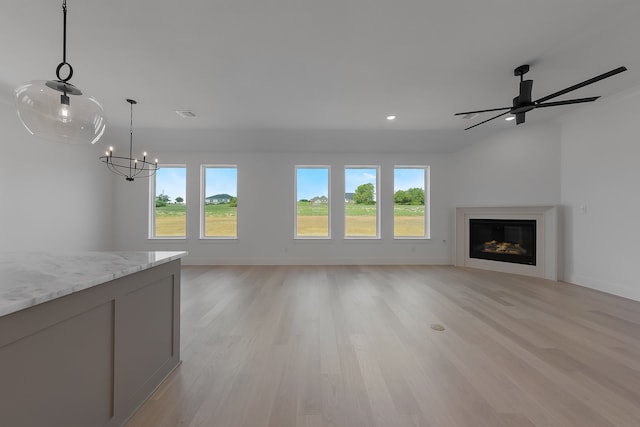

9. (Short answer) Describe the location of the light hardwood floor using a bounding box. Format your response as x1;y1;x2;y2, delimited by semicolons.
125;265;640;427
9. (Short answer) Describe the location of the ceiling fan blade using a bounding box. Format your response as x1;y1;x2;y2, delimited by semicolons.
535;96;600;108
464;111;510;130
454;106;511;116
516;112;525;125
535;66;627;103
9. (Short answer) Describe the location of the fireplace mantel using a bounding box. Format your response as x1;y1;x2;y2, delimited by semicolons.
455;206;558;280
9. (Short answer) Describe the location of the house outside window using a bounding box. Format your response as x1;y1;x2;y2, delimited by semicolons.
295;166;330;238
201;165;238;238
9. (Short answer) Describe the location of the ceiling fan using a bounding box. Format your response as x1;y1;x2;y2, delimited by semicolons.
455;64;627;130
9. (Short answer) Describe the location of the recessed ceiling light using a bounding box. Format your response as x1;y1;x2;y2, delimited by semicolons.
505;115;516;121
175;110;196;118
386;115;397;121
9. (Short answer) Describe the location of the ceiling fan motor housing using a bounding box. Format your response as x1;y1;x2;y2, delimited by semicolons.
511;80;535;117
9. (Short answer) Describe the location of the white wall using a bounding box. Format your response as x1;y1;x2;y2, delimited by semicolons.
4;82;639;303
450;121;563;277
451;121;562;207
112;139;453;265
0;100;114;251
449;95;640;302
560;88;640;301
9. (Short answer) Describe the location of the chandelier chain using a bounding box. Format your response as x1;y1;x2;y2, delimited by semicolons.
129;100;134;176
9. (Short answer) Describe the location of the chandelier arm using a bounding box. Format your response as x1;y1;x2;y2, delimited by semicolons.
115;168;132;179
106;162;129;178
105;158;134;179
101;155;158;180
106;164;126;178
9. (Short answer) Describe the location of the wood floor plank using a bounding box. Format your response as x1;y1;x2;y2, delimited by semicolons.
125;266;640;427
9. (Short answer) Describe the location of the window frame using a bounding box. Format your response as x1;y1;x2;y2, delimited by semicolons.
200;164;239;240
149;164;187;240
294;165;331;239
344;165;381;239
393;165;431;240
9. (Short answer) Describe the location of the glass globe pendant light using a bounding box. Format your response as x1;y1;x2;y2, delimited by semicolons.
14;0;106;144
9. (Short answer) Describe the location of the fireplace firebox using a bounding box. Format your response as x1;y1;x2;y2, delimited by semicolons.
469;219;536;265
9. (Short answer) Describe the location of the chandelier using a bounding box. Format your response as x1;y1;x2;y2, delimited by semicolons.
100;99;158;181
14;0;106;145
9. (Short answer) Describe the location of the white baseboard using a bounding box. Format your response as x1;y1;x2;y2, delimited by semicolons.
565;274;640;302
182;256;452;266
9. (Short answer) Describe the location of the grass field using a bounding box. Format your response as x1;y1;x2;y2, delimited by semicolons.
296;202;426;237
204;204;237;237
394;216;425;236
154;204;237;237
296;216;329;236
392;204;425;236
154;204;187;237
155;202;425;237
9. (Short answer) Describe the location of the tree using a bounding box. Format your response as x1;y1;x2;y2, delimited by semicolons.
394;187;424;205
175;196;184;204
156;193;170;207
406;187;424;205
394;190;410;204
354;183;375;205
229;196;237;207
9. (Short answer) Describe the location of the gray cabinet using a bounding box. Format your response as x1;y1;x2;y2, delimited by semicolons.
0;259;181;427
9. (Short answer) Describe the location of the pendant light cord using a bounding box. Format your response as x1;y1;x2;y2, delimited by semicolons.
62;0;67;63
56;0;73;82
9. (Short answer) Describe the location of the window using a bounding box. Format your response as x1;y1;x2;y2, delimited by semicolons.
394;166;430;238
345;166;379;238
295;166;330;238
201;166;238;238
151;165;187;238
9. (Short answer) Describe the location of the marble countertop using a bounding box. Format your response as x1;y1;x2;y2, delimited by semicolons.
0;251;187;318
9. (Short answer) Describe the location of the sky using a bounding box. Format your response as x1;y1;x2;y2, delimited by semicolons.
155;167;238;203
393;168;425;192
157;166;424;203
296;167;426;200
297;167;329;200
345;168;377;193
155;167;187;202
205;167;237;198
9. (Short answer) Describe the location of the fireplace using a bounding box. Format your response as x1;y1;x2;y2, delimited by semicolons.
469;219;536;265
455;206;558;280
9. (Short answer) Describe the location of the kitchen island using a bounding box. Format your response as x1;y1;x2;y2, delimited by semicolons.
0;251;186;427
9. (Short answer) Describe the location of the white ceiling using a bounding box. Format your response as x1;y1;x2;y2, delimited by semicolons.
2;0;640;151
